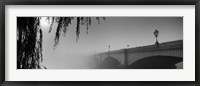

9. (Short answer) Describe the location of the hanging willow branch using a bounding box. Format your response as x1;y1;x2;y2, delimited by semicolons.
17;17;105;69
17;17;43;69
47;17;105;48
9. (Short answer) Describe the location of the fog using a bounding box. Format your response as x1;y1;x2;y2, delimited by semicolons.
40;17;183;69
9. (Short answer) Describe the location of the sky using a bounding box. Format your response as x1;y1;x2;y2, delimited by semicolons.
40;17;183;69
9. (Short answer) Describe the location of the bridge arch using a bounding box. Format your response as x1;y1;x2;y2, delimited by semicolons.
128;55;183;69
98;56;121;69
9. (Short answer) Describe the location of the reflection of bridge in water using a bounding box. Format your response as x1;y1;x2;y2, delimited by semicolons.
92;40;183;69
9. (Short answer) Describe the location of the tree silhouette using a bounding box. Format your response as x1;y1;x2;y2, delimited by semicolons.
17;17;43;69
17;17;104;69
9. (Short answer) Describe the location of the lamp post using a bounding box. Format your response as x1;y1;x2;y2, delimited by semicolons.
154;29;159;48
108;45;110;56
127;44;129;48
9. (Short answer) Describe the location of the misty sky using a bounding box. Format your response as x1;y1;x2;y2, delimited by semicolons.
40;17;183;69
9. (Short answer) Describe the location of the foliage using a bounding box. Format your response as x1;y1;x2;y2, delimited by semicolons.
17;17;105;69
17;17;43;69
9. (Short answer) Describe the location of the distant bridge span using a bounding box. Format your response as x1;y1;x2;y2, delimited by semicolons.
94;40;183;66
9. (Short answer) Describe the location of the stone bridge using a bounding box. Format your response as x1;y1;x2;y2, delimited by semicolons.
92;40;183;68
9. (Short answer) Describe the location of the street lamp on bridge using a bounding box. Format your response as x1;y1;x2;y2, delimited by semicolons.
154;29;160;48
108;45;110;56
127;44;129;48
